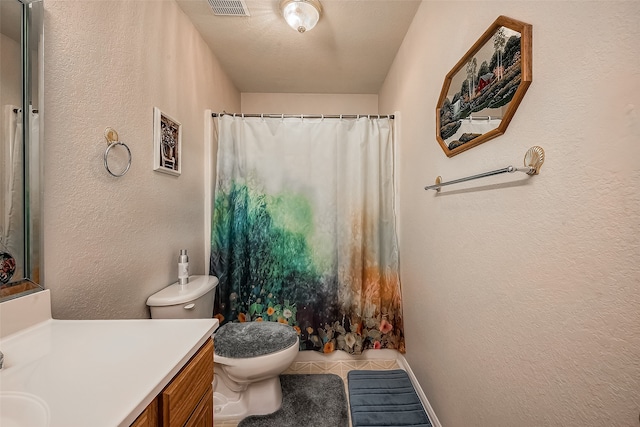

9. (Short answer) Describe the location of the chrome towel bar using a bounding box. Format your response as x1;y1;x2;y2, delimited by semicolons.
425;146;545;192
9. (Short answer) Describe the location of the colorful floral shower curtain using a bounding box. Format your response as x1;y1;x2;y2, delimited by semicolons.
210;115;404;354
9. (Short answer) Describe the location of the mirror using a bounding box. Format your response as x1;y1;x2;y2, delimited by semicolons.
436;15;532;157
0;0;43;301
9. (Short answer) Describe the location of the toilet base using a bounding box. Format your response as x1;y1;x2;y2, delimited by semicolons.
213;368;283;421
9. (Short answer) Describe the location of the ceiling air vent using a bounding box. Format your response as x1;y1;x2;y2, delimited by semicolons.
207;0;250;16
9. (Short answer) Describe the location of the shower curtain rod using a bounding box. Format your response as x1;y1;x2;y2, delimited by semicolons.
212;112;394;120
465;115;502;121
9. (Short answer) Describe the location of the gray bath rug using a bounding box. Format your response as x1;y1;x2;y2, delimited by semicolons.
348;370;432;427
237;374;348;427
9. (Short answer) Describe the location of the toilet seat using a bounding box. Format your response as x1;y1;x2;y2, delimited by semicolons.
214;321;299;358
212;322;300;419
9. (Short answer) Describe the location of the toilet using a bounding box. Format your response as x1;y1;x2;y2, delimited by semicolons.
146;275;299;420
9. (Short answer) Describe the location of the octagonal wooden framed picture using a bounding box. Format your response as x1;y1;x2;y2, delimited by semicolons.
436;16;532;157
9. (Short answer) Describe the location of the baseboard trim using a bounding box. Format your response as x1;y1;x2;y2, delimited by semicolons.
396;354;442;427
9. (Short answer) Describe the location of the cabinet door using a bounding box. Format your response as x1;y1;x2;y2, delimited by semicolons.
161;338;213;427
131;398;158;427
184;386;213;427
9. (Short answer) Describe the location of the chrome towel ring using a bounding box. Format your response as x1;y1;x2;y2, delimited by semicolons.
103;127;131;177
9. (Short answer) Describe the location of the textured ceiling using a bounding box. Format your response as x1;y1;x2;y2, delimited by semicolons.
176;0;421;94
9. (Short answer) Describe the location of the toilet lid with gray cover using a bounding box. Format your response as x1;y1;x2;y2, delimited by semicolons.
214;321;299;358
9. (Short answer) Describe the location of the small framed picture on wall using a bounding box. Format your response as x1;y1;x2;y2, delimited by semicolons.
153;107;182;176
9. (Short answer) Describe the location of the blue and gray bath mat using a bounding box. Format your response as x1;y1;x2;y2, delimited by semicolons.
348;369;432;427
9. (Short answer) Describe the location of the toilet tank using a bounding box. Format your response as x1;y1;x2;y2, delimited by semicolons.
146;275;218;319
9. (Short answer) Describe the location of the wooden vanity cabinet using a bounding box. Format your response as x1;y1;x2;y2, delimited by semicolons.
161;338;214;426
131;398;158;427
131;338;213;427
184;385;214;427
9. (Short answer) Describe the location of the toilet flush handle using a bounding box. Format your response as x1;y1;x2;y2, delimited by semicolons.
184;303;195;310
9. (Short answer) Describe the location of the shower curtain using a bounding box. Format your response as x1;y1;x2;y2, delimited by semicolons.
1;106;24;272
210;115;405;354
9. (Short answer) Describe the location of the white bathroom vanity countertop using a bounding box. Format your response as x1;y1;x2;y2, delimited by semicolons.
0;291;218;427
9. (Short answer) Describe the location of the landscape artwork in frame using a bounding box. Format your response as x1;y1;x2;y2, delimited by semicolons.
436;16;532;157
153;107;182;175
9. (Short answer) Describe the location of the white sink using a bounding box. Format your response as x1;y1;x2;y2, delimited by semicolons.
0;392;50;427
0;290;217;426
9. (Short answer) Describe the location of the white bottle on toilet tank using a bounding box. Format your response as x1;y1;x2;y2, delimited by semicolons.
178;249;189;285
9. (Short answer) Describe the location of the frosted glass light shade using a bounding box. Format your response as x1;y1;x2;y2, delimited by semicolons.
281;0;321;33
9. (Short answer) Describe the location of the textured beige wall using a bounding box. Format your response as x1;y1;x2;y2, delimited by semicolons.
379;2;640;426
43;0;240;319
241;93;378;115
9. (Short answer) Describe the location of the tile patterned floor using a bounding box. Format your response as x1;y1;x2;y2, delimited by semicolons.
214;359;400;427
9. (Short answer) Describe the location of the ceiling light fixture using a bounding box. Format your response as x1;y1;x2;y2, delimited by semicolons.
280;0;322;33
